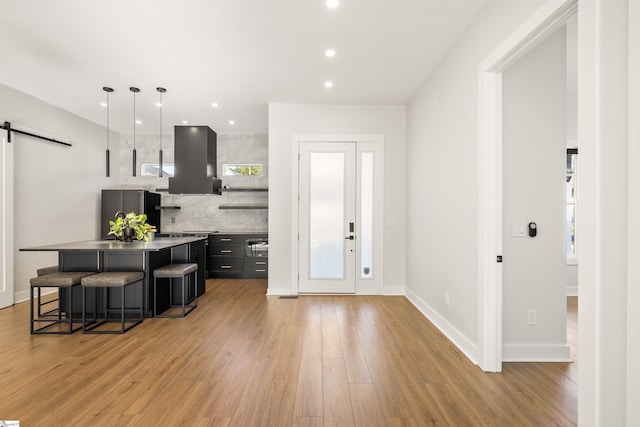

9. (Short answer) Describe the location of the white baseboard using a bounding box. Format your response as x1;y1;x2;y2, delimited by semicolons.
14;287;57;304
566;286;578;296
266;287;297;296
382;285;405;296
502;344;572;362
405;288;478;365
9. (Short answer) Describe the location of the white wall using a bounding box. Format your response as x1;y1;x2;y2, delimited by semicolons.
501;28;569;361
405;0;545;361
0;83;118;302
268;104;406;296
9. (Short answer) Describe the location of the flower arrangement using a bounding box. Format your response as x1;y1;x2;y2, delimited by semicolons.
108;211;157;242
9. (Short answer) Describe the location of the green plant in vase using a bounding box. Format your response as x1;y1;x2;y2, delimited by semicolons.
108;211;157;242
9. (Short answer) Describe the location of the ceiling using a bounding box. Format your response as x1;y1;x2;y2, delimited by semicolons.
0;0;487;135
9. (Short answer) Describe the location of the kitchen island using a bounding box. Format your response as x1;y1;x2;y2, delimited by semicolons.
21;236;206;317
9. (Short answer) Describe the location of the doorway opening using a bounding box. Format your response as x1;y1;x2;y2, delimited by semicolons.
476;0;577;372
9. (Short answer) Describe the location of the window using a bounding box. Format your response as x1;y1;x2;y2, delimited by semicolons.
140;163;174;177
566;148;578;259
223;164;263;176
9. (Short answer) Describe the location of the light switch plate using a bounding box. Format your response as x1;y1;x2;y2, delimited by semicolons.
511;222;526;237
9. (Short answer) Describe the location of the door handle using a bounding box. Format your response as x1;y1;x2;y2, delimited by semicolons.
344;236;355;240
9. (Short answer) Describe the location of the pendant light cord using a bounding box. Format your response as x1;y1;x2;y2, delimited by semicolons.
106;91;110;151
157;87;166;178
130;87;140;177
103;86;114;178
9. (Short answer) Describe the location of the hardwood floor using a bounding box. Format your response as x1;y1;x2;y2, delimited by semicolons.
0;280;577;426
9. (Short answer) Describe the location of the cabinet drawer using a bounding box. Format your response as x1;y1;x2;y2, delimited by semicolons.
245;258;268;273
209;258;244;273
209;234;244;244
210;244;244;257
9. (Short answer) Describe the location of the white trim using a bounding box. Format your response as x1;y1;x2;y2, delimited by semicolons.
502;344;572;362
477;0;578;372
381;285;405;296
0;131;15;309
14;287;58;305
406;287;479;364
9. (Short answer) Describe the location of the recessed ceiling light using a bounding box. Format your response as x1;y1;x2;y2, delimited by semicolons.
182;120;189;124
155;102;163;107
326;0;339;9
100;102;108;107
135;120;142;124
211;102;219;108
229;120;235;125
324;81;334;88
325;49;336;58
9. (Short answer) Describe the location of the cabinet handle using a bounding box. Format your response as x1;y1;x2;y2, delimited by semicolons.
221;265;232;269
221;250;232;253
221;238;232;241
255;262;266;265
256;269;266;272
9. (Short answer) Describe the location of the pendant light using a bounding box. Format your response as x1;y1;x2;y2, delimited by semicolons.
130;86;140;177
103;86;114;177
157;87;166;177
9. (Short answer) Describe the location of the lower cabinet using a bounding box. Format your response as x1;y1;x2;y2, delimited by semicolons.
209;233;268;278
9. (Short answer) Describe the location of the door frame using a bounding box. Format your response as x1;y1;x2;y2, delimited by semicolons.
1;130;15;309
291;134;384;295
477;0;577;372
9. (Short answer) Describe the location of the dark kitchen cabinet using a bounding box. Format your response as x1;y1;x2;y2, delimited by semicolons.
209;233;267;278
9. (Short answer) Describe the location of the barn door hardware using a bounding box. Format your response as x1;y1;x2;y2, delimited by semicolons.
1;121;72;147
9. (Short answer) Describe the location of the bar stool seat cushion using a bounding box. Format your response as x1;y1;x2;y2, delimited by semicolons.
31;271;96;287
37;265;59;276
154;263;198;278
82;271;144;287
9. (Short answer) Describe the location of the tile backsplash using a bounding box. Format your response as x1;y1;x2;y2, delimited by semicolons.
118;132;268;232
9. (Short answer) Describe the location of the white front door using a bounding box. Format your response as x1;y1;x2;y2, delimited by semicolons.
0;130;15;309
298;142;357;293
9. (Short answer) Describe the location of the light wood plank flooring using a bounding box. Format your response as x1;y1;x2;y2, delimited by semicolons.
0;280;577;426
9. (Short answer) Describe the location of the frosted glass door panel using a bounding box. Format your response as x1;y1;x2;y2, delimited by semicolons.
309;152;345;279
360;152;374;278
299;142;356;294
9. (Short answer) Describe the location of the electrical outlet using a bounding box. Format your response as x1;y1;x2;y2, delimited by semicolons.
527;310;537;325
171;217;176;224
445;292;450;307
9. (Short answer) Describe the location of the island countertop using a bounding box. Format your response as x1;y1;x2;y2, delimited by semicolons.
20;236;208;317
20;236;206;252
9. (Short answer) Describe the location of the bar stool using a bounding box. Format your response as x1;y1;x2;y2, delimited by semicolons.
81;271;144;334
33;265;59;318
30;271;97;334
153;263;198;318
37;265;59;277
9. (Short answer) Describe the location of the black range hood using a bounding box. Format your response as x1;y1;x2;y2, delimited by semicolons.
169;125;222;194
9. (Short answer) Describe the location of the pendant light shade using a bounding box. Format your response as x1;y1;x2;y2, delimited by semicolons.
157;87;166;177
103;86;114;177
130;87;140;177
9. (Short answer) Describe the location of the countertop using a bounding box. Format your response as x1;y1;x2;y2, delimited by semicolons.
20;236;206;252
